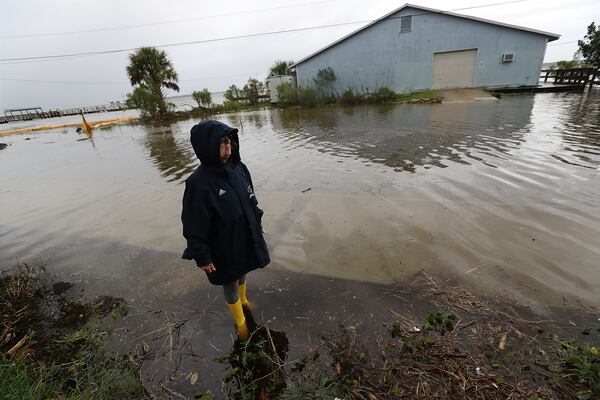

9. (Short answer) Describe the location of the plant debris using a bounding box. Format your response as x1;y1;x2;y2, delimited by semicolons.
217;316;289;399
250;271;599;399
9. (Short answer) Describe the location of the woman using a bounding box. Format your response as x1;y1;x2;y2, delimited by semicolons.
181;120;270;340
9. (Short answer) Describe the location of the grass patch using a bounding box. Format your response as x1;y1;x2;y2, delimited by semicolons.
0;350;143;399
396;90;440;103
0;264;146;399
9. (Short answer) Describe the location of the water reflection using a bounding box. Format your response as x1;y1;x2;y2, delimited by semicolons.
269;98;534;172
560;91;600;169
142;124;197;183
139;91;600;185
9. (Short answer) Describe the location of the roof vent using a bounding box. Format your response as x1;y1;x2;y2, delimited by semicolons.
502;52;515;62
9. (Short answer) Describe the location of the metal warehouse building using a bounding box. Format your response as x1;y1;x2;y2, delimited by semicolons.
292;4;560;93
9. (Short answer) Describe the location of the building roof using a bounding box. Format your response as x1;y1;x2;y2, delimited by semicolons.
291;3;560;68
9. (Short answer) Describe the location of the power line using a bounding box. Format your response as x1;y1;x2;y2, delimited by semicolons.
1;0;528;39
0;0;339;39
0;0;545;65
0;20;373;63
0;53;115;66
0;71;268;85
0;78;128;85
547;40;579;47
451;0;528;11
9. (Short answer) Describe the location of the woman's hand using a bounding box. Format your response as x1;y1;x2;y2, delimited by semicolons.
201;263;216;273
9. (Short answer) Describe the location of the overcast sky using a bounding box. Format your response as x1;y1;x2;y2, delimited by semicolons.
1;0;597;110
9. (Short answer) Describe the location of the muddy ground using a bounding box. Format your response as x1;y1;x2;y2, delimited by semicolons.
2;264;598;399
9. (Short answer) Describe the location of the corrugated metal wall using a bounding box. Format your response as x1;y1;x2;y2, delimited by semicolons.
295;7;548;93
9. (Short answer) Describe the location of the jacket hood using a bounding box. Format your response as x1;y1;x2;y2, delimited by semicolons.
190;120;240;166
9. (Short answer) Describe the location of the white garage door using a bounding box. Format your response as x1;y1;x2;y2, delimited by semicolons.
432;49;477;90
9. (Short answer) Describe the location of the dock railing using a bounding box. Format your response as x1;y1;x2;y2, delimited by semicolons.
1;101;127;124
541;68;598;88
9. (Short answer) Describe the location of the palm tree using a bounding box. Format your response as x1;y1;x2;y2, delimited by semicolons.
268;60;295;77
126;47;180;116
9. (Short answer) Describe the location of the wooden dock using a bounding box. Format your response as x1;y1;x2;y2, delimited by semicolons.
0;102;127;124
493;67;598;94
540;67;597;86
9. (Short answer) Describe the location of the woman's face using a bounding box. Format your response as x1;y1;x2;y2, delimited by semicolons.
220;136;232;163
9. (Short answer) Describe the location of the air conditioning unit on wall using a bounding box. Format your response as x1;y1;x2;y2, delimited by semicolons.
502;52;515;62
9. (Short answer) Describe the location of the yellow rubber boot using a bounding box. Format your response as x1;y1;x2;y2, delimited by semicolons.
226;299;250;341
239;282;249;306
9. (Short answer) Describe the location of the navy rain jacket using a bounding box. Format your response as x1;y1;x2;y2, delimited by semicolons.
181;120;270;285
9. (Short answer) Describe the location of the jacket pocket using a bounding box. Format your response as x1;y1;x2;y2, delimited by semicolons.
215;192;243;222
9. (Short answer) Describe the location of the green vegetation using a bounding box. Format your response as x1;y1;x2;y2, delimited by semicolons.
221;100;245;112
134;64;442;122
275;82;298;105
242;78;264;105
280;371;352;400
126;86;167;119
339;88;361;105
578;22;600;69
217;326;288;399
552;338;600;396
273;67;440;107
0;264;144;399
548;60;587;70
0;332;142;400
313;67;337;103
297;87;318;107
275;79;439;108
396;89;439;103
268;60;295;77
223;78;267;105
368;86;397;102
423;309;457;332
126;47;179;119
313;66;337;90
224;84;243;102
192;88;212;108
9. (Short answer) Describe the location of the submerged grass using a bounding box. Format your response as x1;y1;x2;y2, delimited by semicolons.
0;264;146;399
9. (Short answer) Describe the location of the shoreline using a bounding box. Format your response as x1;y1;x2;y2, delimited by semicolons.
2;264;598;398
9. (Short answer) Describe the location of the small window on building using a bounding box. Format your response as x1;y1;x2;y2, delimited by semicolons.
400;16;412;33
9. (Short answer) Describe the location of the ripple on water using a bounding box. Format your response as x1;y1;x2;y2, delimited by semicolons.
1;91;600;307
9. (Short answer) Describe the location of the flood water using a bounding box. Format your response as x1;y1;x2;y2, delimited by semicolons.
1;91;600;309
2;90;599;393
